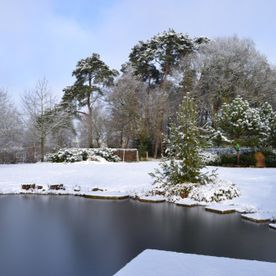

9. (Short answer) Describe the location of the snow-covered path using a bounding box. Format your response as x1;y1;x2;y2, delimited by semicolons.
0;162;276;214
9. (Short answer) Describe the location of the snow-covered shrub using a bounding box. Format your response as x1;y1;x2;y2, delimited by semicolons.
189;180;240;202
151;178;240;203
90;148;121;162
151;183;193;199
201;151;219;165
46;148;120;163
216;97;275;147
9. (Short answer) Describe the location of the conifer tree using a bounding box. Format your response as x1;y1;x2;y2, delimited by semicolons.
62;53;118;148
151;94;210;185
216;97;274;147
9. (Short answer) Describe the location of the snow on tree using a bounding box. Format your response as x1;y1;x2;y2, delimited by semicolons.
129;29;208;85
270;114;276;147
216;96;274;147
62;53;118;148
107;72;146;148
0;90;23;150
150;94;212;185
195;36;276;124
22;79;73;161
128;30;208;157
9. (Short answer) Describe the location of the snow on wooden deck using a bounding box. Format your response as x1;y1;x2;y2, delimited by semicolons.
138;195;166;203
82;191;129;200
269;223;276;230
176;198;199;207
205;204;236;214
241;213;272;223
115;249;276;276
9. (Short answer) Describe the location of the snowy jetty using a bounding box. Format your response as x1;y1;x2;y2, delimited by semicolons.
205;204;236;214
137;195;166;203
175;198;198;207
241;213;272;223
82;191;129;200
115;249;276;276
269;223;276;230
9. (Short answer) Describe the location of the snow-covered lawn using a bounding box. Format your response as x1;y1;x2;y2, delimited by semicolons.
0;161;276;216
0;161;157;195
215;167;276;215
115;249;276;276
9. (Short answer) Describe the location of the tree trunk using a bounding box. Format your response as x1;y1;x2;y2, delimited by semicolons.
153;138;160;159
87;78;93;148
40;135;45;162
87;107;93;148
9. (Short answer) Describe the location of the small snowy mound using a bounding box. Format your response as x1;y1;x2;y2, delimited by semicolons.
46;148;121;163
151;177;240;203
189;179;240;202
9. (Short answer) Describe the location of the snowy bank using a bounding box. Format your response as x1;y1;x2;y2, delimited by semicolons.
0;162;276;218
115;249;276;276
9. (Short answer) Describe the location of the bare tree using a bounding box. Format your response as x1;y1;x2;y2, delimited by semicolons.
108;73;145;148
194;36;276;124
22;79;73;161
0;89;23;151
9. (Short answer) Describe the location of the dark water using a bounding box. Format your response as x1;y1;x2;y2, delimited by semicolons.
0;196;276;276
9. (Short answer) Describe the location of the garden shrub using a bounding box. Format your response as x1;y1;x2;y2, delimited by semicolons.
207;149;276;167
46;148;121;163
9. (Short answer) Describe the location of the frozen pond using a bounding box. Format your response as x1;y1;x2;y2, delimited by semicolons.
0;195;275;276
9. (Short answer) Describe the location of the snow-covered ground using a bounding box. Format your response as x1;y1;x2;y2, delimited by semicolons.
0;162;276;216
115;249;276;276
0;161;157;195
215;167;276;215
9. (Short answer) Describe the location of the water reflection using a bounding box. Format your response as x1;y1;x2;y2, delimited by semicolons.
0;195;275;276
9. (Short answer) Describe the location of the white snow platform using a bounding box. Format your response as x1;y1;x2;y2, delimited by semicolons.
138;196;166;203
269;223;276;230
82;191;129;200
205;204;236;214
115;249;276;276
176;198;198;207
241;213;272;223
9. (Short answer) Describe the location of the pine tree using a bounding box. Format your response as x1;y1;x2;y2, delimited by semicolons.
62;53;118;148
129;29;208;85
216;97;273;147
151;94;210;185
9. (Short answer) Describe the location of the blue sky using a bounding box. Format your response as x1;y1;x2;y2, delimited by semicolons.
1;0;276;101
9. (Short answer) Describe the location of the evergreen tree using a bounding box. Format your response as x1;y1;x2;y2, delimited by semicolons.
128;30;208;157
62;53;118;148
216;97;273;147
129;29;208;85
151;94;210;185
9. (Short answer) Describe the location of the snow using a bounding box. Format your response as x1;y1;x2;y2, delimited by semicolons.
138;195;166;202
189;178;240;202
0;161;157;196
241;213;273;223
214;167;276;215
115;249;276;276
205;204;236;214
82;191;129;199
175;198;198;207
0;162;276;216
269;223;276;230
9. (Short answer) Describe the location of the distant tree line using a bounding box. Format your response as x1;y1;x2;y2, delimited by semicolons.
1;29;276;162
